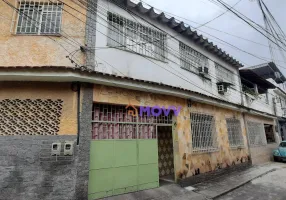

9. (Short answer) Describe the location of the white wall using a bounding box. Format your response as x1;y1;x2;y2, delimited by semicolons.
93;0;242;105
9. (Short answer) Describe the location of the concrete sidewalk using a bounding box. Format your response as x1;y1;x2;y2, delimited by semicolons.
192;162;285;199
102;183;209;200
100;162;285;200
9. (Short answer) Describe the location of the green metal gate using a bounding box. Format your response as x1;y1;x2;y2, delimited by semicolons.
88;104;172;200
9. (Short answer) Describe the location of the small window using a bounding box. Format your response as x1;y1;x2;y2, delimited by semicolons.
191;112;217;152
226;118;244;148
16;1;63;35
179;42;209;73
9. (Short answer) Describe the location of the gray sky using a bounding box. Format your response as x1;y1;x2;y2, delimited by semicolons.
142;0;286;73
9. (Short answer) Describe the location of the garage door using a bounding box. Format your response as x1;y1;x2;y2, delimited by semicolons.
88;104;172;200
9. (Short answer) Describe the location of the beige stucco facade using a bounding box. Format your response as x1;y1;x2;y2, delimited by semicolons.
245;113;277;165
0;0;86;67
0;82;78;135
93;84;250;181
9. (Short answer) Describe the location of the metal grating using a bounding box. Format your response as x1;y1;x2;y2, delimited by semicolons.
107;12;167;61
179;42;209;73
191;112;217;153
215;63;235;84
247;121;267;147
92;104;172;140
226;118;244;148
13;0;63;35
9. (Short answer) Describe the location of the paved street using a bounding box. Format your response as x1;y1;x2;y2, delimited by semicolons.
217;165;286;200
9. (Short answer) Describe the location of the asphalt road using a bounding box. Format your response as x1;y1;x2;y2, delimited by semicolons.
217;167;286;200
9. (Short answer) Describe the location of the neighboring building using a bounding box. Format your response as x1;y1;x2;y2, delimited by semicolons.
0;0;89;199
1;0;285;200
240;62;286;164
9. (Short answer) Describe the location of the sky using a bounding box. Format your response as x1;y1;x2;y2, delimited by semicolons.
142;0;286;74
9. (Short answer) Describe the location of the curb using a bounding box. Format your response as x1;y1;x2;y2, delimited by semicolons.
212;168;277;199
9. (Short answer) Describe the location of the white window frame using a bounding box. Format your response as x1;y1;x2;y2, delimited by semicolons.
107;12;167;61
15;0;63;35
191;112;218;153
226;118;244;148
179;42;209;73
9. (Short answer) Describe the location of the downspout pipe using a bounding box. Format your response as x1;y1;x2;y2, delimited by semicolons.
77;82;81;145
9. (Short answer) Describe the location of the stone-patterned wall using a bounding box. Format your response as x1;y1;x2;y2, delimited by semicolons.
0;0;86;67
93;85;250;182
0;82;78;135
176;102;250;180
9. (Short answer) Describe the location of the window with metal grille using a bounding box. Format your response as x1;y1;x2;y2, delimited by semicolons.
226;118;244;148
107;12;167;61
92;104;173;140
16;1;62;35
247;121;267;146
191;112;217;152
215;63;235;84
179;42;209;73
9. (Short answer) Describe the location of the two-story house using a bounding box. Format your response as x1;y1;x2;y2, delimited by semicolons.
1;0;284;199
240;62;286;164
87;0;253;199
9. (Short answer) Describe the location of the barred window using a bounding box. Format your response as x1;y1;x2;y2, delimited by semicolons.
247;121;267;146
107;12;166;61
16;1;62;35
226;118;244;148
191;113;217;153
215;63;235;84
179;42;209;72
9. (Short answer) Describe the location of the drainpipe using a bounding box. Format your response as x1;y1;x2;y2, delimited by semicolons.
77;82;81;145
273;97;282;143
242;112;252;164
239;74;252;163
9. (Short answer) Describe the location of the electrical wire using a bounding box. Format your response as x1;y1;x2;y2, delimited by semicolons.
195;0;242;29
63;0;279;108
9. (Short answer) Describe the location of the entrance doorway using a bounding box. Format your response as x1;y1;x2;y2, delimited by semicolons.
264;124;275;143
157;126;175;185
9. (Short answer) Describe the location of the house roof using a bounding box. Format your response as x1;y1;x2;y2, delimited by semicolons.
241;62;286;84
0;65;278;119
111;0;243;68
239;69;276;93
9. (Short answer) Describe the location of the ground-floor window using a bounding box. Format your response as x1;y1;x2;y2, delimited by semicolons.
247;121;267;146
226;118;244;148
191;112;217;153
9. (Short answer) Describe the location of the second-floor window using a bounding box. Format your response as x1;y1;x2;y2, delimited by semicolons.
215;63;235;84
107;12;166;61
179;42;209;73
16;1;62;35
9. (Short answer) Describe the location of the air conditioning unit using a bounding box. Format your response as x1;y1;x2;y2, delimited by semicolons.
198;66;209;76
217;84;227;94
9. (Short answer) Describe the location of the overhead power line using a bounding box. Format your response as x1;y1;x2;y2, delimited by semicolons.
69;0;278;108
195;0;242;29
